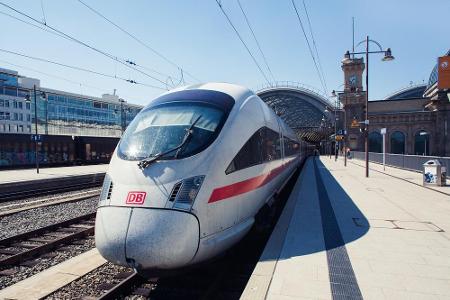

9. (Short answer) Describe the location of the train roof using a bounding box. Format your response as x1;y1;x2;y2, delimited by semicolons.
167;82;254;103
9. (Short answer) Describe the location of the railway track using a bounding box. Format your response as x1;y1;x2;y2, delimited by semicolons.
0;188;101;217
0;213;95;271
0;180;103;202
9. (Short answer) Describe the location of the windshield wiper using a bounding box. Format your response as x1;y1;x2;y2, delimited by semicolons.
138;115;202;169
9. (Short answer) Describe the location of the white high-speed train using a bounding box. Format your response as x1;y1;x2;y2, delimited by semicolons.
95;83;309;276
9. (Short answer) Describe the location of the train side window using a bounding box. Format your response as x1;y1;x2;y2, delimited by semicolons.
262;127;281;161
226;129;263;174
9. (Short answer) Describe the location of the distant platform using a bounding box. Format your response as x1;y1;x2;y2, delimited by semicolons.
242;156;450;299
0;164;108;185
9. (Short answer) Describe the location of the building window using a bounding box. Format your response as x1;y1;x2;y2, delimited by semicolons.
19;125;23;132
414;130;430;156
390;131;405;154
369;132;382;153
27;125;31;133
14;113;18;120
26;102;30;110
18;101;23;109
13;101;18;109
27;114;31;122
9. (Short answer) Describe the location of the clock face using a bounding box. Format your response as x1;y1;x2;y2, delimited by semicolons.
349;74;357;86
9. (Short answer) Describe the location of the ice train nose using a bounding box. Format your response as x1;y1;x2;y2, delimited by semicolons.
95;206;200;271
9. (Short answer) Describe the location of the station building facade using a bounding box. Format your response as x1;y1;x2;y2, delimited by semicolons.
338;50;450;157
0;67;143;168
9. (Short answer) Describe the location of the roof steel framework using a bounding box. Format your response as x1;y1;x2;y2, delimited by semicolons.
256;83;335;143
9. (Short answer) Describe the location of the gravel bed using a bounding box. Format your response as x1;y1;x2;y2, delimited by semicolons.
0;197;98;240
45;262;132;299
0;236;95;289
0;187;100;214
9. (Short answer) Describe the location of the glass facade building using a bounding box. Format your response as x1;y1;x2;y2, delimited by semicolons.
0;67;143;167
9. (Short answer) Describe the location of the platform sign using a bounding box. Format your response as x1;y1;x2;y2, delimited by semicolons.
438;56;450;89
30;134;43;142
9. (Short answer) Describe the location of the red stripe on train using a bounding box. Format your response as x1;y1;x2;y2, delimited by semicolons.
208;158;298;203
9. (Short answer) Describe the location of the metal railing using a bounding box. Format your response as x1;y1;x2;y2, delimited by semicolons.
352;151;450;174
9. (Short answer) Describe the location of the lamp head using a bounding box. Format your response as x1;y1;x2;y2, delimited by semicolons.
382;48;394;61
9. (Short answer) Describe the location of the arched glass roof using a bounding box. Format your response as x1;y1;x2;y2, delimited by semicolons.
384;85;426;100
256;83;335;143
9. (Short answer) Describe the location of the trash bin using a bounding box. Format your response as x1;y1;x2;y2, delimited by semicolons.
423;159;445;186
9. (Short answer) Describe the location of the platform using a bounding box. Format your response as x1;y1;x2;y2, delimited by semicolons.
0;249;106;300
0;164;108;185
242;156;450;300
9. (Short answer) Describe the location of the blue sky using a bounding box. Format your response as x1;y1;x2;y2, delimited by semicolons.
0;0;449;105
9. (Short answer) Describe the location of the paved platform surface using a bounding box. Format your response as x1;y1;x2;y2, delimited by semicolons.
242;156;450;300
349;158;449;195
0;248;106;300
0;164;108;184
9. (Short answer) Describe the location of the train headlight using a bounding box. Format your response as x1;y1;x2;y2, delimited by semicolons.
172;176;205;211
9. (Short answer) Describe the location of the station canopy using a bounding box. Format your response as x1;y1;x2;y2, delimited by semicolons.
256;82;335;143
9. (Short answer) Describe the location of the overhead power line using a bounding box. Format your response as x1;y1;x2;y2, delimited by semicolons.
302;0;327;94
0;48;166;90
291;0;328;96
236;0;275;82
77;0;199;83
215;0;271;85
0;1;168;89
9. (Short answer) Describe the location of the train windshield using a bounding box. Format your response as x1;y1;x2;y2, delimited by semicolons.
118;103;225;160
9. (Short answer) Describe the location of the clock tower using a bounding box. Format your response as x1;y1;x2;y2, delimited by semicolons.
340;57;366;151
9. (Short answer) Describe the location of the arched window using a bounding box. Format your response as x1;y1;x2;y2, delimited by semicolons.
369;132;382;153
414;130;430;155
390;131;405;154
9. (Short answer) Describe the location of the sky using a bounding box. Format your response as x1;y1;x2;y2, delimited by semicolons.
0;0;449;105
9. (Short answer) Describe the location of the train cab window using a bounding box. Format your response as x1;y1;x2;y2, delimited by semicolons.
118;103;226;160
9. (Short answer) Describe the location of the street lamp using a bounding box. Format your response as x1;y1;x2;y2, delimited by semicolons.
419;131;429;156
25;85;47;174
343;36;394;178
115;99;132;135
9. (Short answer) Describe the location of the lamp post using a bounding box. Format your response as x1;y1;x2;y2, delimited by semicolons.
115;99;131;135
342;36;394;178
420;131;429;156
331;90;348;166
25;85;47;174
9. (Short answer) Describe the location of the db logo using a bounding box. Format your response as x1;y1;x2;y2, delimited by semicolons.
126;191;146;205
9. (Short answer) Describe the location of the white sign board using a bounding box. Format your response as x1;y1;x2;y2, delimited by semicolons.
380;128;387;135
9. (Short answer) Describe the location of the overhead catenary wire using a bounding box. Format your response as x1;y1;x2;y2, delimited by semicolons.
0;48;166;90
214;0;271;85
291;0;328;96
0;9;176;88
0;1;169;90
302;0;328;95
0;58;105;92
77;0;199;83
236;0;275;83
